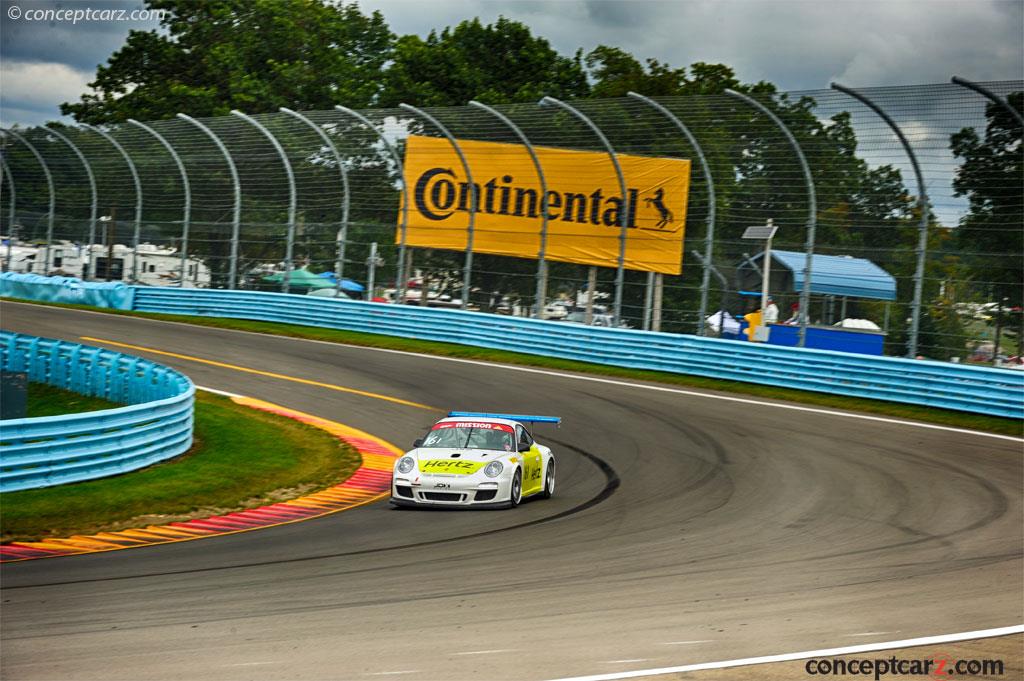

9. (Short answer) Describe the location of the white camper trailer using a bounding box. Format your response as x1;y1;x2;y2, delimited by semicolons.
1;238;210;287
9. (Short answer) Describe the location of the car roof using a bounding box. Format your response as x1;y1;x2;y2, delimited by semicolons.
435;416;521;429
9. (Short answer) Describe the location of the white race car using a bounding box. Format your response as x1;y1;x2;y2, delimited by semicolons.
391;412;559;508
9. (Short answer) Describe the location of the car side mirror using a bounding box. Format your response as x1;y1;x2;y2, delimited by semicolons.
413;439;423;448
517;442;531;453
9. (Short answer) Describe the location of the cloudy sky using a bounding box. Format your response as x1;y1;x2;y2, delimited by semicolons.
1;0;1022;127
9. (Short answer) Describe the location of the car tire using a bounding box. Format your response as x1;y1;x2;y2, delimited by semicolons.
509;468;522;508
540;460;555;499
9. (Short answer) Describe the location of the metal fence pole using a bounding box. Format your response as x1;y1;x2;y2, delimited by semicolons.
1;157;15;272
469;100;551;318
42;127;97;280
643;270;655;330
652;273;664;332
128;120;191;287
177;113;242;289
82;124;143;283
832;83;931;358
628;92;718;334
231;111;298;294
280;108;351;294
335;105;409;304
539;96;630;327
725;90;817;348
399;103;478;310
3;130;54;275
952;77;1024;127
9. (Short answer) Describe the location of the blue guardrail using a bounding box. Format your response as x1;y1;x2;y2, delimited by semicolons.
128;287;1024;420
2;275;1021;419
0;332;194;492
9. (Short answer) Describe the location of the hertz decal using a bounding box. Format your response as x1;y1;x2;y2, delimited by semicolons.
399;136;691;274
419;459;487;475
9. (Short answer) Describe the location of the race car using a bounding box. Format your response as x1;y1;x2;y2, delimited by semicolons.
390;411;559;508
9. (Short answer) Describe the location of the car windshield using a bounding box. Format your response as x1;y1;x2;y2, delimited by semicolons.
421;422;515;451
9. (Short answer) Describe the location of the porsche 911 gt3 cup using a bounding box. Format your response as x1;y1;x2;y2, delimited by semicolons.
391;412;559;508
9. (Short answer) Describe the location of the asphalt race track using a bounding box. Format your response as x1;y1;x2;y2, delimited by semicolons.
2;302;1021;681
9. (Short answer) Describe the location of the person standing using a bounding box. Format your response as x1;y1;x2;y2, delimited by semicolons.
763;297;779;324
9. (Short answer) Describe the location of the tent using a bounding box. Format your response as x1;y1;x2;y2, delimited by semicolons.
316;271;365;293
261;268;335;290
738;250;896;301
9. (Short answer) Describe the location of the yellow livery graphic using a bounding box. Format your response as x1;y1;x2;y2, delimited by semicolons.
418;459;486;475
399;136;691;275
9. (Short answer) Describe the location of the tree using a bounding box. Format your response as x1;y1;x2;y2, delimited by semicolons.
585;47;761;98
378;17;589;107
950;92;1023;307
61;0;394;123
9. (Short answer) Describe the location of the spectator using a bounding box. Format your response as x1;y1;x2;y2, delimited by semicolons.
763;297;779;324
785;302;800;324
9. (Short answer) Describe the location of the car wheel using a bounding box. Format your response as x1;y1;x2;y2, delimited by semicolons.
509;468;522;508
540;460;555;499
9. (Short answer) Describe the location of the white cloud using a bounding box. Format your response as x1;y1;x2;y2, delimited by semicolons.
0;59;93;125
359;0;1023;90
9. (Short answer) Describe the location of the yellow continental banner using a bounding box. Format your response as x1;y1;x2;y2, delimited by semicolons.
399;136;691;274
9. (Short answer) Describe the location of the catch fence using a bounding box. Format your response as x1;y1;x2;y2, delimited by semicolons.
1;79;1021;363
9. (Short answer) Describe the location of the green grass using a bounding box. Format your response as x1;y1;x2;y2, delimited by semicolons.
1;390;361;542
26;382;122;417
4;296;1022;437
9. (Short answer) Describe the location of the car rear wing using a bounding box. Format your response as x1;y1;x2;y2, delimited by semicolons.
447;411;561;425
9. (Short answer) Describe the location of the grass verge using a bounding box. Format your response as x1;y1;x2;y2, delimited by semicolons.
4;297;1022;437
26;382;122;417
1;390;361;542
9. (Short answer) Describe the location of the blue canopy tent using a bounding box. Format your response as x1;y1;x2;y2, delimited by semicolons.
735;250;897;355
316;272;365;293
738;250;896;302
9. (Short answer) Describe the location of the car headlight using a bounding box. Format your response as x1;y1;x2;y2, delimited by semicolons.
397;456;416;474
483;461;503;478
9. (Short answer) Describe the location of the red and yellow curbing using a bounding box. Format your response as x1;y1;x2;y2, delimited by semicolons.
0;396;402;563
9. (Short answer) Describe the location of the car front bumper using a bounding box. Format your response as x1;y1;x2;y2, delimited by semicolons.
390;472;513;507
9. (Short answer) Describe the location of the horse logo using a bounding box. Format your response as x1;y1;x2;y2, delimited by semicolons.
644;188;674;228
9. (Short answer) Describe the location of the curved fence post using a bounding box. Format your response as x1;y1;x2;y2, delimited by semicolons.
335;105;409;304
231;111;298;294
231;111;297;294
628;92;718;334
832;83;932;358
280;107;351;294
82;124;144;283
177;113;242;289
399;103;478;310
468;100;551;318
43;127;98;280
3;130;55;276
538;96;630;327
725;90;818;348
952;76;1024;127
129;119;192;288
1;156;16;272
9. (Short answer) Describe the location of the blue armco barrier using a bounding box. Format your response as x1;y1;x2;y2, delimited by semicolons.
0;332;194;492
0;272;134;309
130;287;1024;419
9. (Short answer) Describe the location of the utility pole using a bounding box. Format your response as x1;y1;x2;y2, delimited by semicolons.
366;242;383;302
101;208;117;281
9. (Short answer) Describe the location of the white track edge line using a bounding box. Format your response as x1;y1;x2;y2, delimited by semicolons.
8;300;1021;442
196;385;244;398
543;624;1024;681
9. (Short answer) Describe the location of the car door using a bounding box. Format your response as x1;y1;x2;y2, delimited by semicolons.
517;426;543;495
